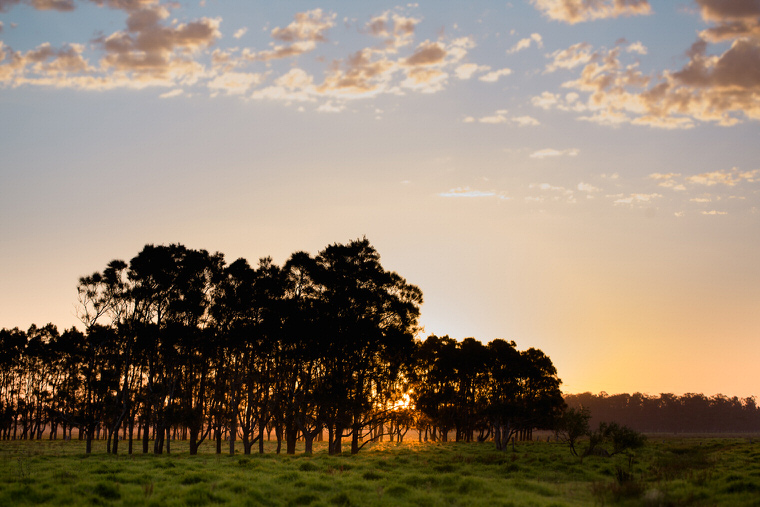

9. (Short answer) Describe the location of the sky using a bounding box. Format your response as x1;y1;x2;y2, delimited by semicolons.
1;0;759;398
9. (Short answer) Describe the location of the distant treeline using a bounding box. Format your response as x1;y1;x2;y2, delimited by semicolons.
0;239;564;455
565;392;760;434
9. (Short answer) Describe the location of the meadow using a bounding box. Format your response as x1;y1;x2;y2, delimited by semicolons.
1;436;759;506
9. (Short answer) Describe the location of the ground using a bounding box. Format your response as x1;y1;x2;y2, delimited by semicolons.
1;436;759;505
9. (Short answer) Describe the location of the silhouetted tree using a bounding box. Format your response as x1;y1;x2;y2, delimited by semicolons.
556;406;591;456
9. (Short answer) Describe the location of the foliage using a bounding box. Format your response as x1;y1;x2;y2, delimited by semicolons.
582;421;646;460
556;406;591;457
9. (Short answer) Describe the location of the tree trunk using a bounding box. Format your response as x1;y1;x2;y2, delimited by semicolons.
189;426;199;455
85;426;93;454
112;428;120;454
304;430;315;454
128;416;134;455
351;423;360;455
332;426;343;455
142;413;150;454
285;423;298;455
229;419;236;456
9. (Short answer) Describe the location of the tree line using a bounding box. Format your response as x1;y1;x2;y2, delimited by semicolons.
0;239;564;455
565;392;760;434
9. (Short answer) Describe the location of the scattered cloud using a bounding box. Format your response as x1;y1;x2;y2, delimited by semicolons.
270;8;335;43
702;210;728;215
649;172;685;191
529;148;579;158
577;182;601;193
626;41;647;55
251;68;316;102
512;115;540;126
544;42;594;73
478;109;510;124
439;187;496;198
649;172;681;180
454;63;489;80
402;40;447;66
531;91;586;112
0;3;487;109
648;168;760;191
687;168;760;187
4;0;758;130
466;110;540;126
366;11;419;50
207;71;264;96
535;3;760;129
531;0;652;24
613;193;662;205
159;87;183;98
530;182;573;195
479;68;512;82
528;182;577;203
507;33;543;54
2;0;76;11
0;2;223;90
316;101;345;113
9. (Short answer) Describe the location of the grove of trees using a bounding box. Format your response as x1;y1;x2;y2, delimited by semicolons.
564;392;760;433
0;239;565;455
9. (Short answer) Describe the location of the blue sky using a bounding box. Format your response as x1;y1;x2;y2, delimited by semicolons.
1;0;759;396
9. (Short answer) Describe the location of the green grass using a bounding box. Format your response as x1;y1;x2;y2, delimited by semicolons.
1;437;758;505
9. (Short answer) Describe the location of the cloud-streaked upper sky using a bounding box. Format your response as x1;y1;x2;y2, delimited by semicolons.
2;0;759;397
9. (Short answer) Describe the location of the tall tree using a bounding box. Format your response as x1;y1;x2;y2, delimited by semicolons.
315;238;422;454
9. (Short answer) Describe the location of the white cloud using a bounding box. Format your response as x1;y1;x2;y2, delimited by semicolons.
507;33;543;54
626;41;647;55
159;88;184;98
455;63;489;80
207;71;264;95
479;68;512;82
466;110;540;126
530;183;573;195
529;148;579;158
512;115;540;126
271;9;336;42
439;187;496;198
233;27;247;39
316;101;345;113
577;182;601;192
613;193;662;205
545;42;594;73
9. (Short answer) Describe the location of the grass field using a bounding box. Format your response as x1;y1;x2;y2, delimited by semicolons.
1;436;759;506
